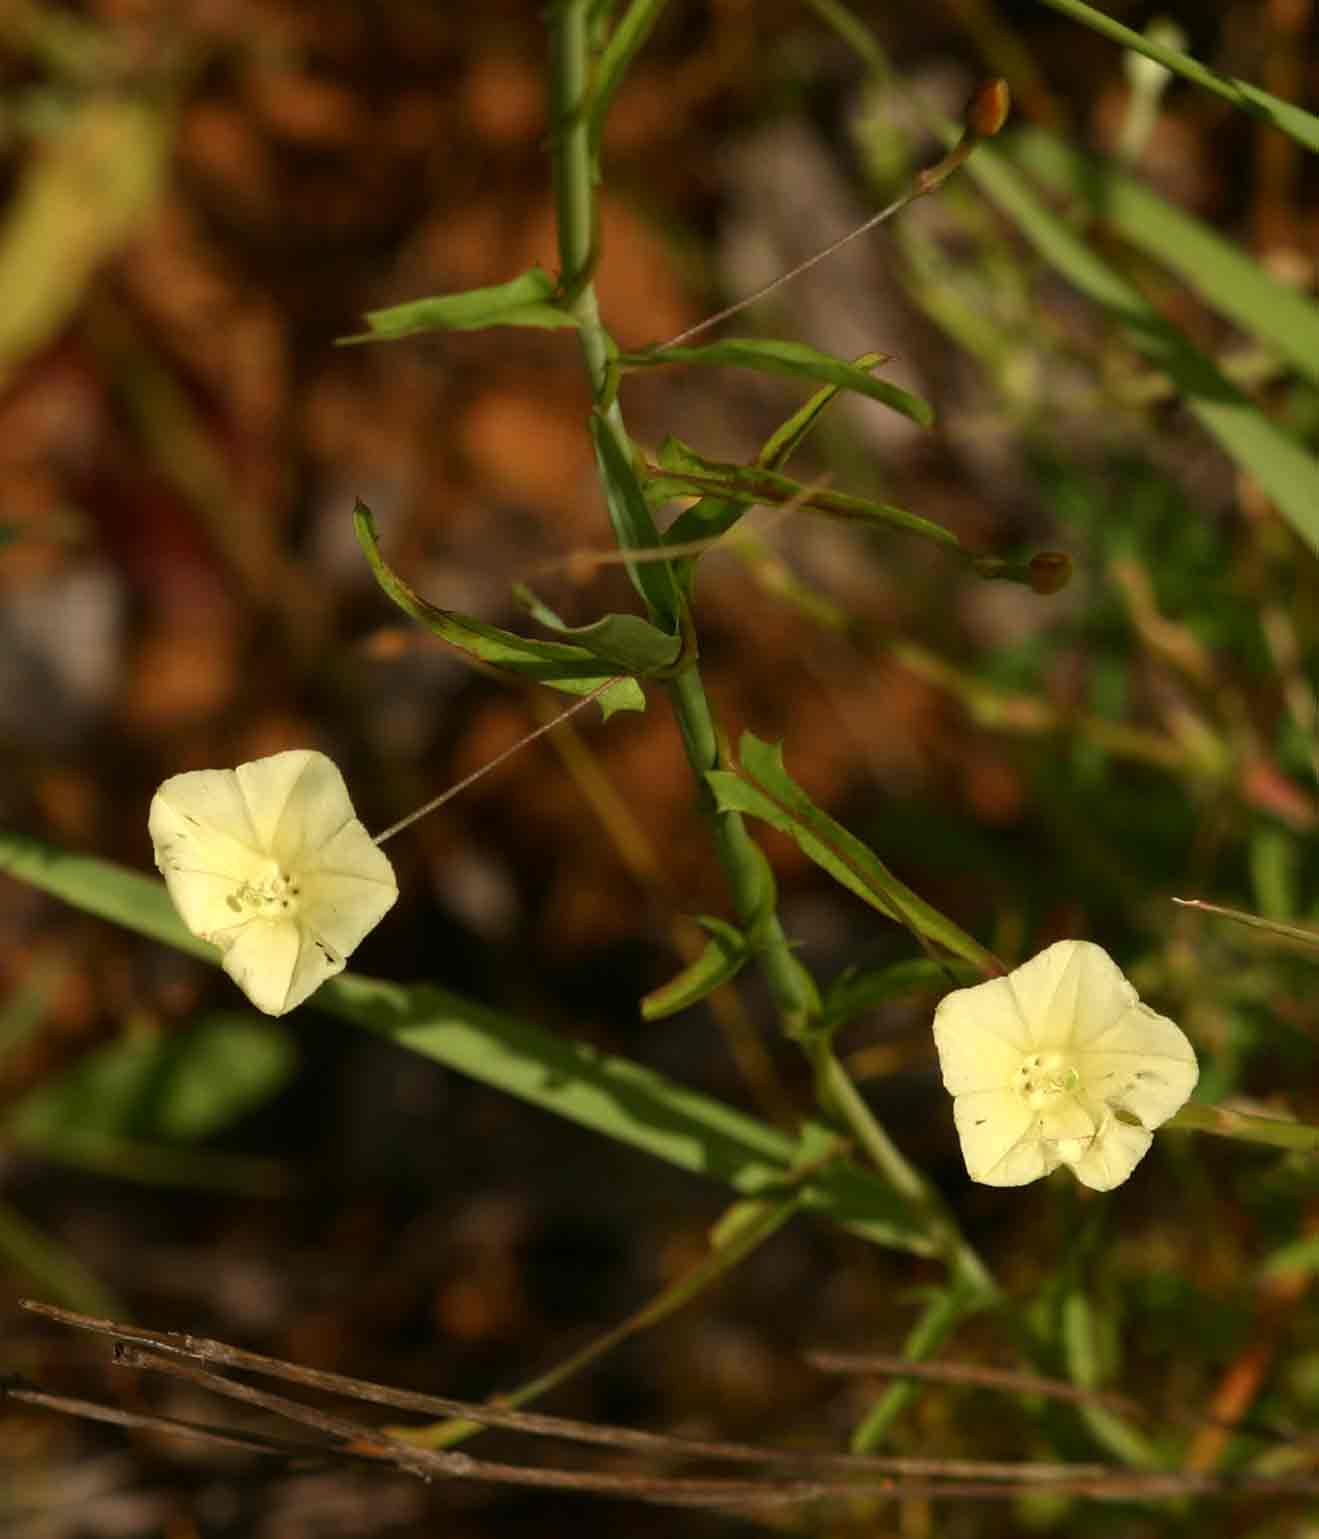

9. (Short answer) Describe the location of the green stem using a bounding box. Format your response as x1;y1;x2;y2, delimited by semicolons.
1169;1100;1319;1154
547;0;997;1352
814;1044;996;1301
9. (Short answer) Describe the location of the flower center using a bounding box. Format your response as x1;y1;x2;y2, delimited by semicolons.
226;858;301;919
1014;1050;1080;1109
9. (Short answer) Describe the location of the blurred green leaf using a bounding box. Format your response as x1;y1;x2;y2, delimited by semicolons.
820;957;977;1031
640;917;751;1021
345;267;578;342
1008;128;1319;392
0;95;171;387
967;144;1319;557
6;1015;296;1147
619;338;933;427
354;500;644;716
707;734;1000;975
1036;0;1319;156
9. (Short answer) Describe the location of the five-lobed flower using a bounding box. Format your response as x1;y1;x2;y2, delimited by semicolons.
149;749;397;1016
933;939;1197;1191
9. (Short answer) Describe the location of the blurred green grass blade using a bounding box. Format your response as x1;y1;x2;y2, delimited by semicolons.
1062;1287;1161;1468
1035;0;1319;156
0;1199;119;1316
707;734;1000;975
0;96;170;390
1;831;930;1256
966;144;1319;557
1008;128;1319;390
619;339;934;428
849;1287;972;1452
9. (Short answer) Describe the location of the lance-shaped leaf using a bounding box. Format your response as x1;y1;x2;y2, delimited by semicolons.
590;412;683;630
514;585;682;674
706;734;1000;976
662;361;884;589
640;917;752;1022
618;338;933;428
820;957;980;1032
354;501;643;717
342;267;578;343
649;461;962;552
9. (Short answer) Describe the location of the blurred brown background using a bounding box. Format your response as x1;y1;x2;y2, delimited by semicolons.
4;1;1315;1534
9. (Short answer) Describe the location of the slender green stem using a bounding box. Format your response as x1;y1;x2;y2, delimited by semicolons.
1169;1100;1319;1154
547;0;997;1341
814;1044;996;1300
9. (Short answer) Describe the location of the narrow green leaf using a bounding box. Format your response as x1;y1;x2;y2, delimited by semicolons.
354;500;644;717
590;413;683;629
662;362;878;582
1035;0;1319;157
707;734;1000;975
1062;1287;1160;1468
514;584;681;673
1008;128;1319;391
640;917;751;1021
651;462;962;551
967;144;1319;557
820;957;978;1031
0;1199;119;1316
0;831;929;1256
656;434;724;476
587;0;670;161
344;267;578;343
619;338;934;427
758;353;887;469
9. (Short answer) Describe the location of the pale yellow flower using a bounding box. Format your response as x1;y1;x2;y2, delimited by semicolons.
933;940;1197;1190
149;750;397;1016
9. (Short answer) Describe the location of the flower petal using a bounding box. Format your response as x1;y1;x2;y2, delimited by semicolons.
951;1089;1054;1185
234;751;355;867
217;915;347;1016
300;821;398;957
1046;940;1139;1049
933;976;1032;1094
1035;1095;1099;1143
218;917;302;1016
1061;1115;1152;1191
149;770;269;935
1079;1002;1198;1128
